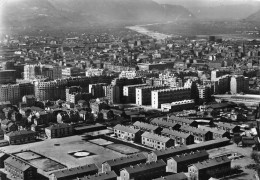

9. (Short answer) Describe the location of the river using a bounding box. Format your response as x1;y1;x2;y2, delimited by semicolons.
126;22;174;40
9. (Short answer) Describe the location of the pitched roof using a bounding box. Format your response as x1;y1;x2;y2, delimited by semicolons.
216;122;238;129
187;138;230;150
45;123;71;130
153;172;188;180
151;118;179;128
161;129;191;139
142;132;171;143
169;150;209;163
122;159;166;174
114;124;140;134
77;171;117;180
152;146;188;157
103;153;146;167
4;157;31;171
180;126;210;135
50;164;98;178
133;121;159;131
6;130;35;137
168;116;195;125
198;126;229;135
192;156;230;170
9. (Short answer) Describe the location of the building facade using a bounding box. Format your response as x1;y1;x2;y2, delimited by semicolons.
152;87;191;108
136;86;169;106
45;123;73;139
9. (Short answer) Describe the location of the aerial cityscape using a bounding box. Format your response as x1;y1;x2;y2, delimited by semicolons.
1;0;260;180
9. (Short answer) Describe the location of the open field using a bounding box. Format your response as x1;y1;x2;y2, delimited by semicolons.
0;135;126;169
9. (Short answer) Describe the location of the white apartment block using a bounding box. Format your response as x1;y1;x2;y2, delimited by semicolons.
151;87;191;108
136;86;169;106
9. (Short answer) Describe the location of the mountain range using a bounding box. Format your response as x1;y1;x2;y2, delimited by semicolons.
154;0;260;20
1;0;194;28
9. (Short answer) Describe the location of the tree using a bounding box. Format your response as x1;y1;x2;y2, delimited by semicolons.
233;133;242;146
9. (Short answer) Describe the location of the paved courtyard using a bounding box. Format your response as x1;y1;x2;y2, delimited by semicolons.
0;135;126;169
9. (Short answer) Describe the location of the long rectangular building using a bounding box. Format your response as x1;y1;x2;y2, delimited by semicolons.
119;159;166;180
101;153;147;175
151;87;191;108
136;86;169;106
166;150;209;173
123;84;147;103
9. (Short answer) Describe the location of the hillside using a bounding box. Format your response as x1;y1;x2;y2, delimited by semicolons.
1;0;194;28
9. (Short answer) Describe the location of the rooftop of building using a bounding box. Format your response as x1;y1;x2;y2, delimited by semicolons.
133;121;160;131
122;159;166;174
168;150;209;163
151;118;179;128
141;132;171;143
6;130;35;137
113;124;140;134
45;123;72;130
103;153;146;167
180;125;211;135
161;129;192;139
76;171;117;180
50;164;98;178
191;156;230;170
4;156;31;171
153;172;188;180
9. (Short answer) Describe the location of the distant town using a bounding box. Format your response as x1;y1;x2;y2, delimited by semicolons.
0;14;260;180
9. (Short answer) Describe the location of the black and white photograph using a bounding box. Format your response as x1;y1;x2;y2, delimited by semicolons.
0;0;260;179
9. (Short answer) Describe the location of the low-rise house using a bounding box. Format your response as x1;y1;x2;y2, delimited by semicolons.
166;150;209;173
45;123;73;139
119;159;166;180
153;172;188;180
161;128;194;145
147;146;189;162
4;156;37;180
179;126;213;142
151;118;181;130
141;132;175;150
161;100;195;112
4;130;35;145
49;164;98;180
78;171;117;180
198;126;231;139
133;121;162;134
113;124;142;142
215;122;240;133
102;153;146;175
167;116;198;127
188;157;231;180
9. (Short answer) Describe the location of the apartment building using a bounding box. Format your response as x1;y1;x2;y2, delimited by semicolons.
151;87;191;108
136;86;169;106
